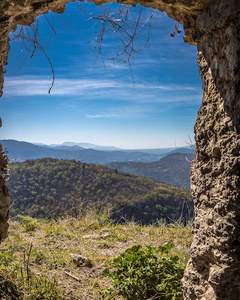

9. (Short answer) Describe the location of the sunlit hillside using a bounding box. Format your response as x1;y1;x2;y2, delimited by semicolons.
9;158;193;224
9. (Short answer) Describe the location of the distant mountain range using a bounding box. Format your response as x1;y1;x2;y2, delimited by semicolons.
38;141;121;151
0;139;193;165
0;140;163;164
1;139;195;189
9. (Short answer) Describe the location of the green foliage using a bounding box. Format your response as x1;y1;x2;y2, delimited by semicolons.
0;248;15;269
9;158;193;224
102;243;184;300
18;215;39;232
0;147;9;181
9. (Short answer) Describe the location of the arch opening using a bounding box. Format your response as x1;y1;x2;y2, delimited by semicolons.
0;0;239;299
2;1;199;224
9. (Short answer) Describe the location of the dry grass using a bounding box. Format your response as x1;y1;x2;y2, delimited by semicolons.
0;212;192;299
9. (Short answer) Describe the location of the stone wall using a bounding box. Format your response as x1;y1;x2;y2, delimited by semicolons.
0;0;239;299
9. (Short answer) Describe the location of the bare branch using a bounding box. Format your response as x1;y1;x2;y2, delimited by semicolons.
10;18;56;94
185;134;196;153
91;5;162;67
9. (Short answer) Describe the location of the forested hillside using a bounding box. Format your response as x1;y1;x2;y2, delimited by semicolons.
9;158;193;224
108;152;195;189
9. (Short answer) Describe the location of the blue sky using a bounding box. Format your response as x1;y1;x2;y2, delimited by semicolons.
0;2;202;149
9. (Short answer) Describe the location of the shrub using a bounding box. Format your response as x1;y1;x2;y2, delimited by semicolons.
18;215;39;232
102;243;184;300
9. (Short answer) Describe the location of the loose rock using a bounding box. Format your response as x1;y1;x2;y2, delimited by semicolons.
70;254;92;268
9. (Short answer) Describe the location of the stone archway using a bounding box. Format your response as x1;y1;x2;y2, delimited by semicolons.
0;1;239;299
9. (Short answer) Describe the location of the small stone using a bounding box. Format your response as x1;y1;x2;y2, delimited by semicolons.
83;234;100;239
83;231;110;239
70;254;92;268
100;232;110;238
99;228;111;234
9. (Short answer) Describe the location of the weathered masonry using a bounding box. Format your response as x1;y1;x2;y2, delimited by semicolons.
0;0;239;299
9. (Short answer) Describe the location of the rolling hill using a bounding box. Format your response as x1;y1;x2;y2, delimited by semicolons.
8;158;193;224
107;152;195;189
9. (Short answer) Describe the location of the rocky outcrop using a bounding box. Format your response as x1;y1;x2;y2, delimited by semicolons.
0;0;239;299
182;1;240;298
0;142;9;242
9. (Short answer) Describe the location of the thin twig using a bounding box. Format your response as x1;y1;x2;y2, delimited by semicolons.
65;271;81;282
44;15;57;34
10;19;55;94
92;4;160;71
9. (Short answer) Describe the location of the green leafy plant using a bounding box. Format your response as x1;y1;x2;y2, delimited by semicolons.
102;243;184;300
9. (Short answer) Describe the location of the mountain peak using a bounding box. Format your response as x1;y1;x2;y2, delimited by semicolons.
62;141;121;151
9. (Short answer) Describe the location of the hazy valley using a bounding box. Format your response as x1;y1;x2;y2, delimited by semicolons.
1;140;170;164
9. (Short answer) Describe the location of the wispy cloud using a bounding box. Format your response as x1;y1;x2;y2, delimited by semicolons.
84;105;148;119
4;76;118;96
85;113;121;119
3;76;201;104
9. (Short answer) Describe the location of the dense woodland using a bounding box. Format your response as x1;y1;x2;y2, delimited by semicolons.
8;158;193;224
